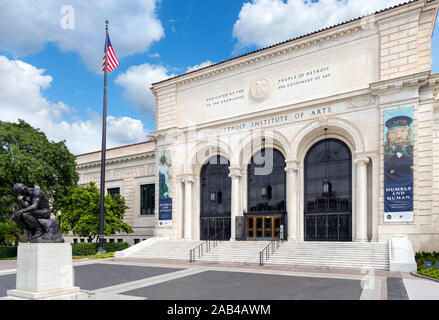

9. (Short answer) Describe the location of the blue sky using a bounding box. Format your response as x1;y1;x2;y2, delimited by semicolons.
0;0;438;155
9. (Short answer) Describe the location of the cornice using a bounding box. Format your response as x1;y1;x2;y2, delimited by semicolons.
370;71;430;92
76;151;155;169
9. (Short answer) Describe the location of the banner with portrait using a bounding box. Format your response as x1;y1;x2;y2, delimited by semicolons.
158;150;173;227
384;106;414;222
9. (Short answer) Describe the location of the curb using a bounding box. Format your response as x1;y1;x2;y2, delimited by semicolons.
410;272;439;283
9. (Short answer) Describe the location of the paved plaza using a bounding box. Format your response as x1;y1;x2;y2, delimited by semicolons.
1;259;437;300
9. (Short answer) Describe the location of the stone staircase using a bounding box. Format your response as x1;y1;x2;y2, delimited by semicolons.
266;241;390;270
128;239;204;261
121;238;390;270
198;241;270;264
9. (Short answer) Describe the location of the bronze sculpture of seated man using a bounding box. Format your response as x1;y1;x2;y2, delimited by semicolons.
12;183;51;240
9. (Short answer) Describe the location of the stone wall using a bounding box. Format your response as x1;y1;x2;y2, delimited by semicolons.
75;142;156;244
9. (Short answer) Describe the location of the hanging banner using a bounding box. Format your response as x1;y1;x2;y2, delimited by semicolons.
384;106;414;222
158;150;173;227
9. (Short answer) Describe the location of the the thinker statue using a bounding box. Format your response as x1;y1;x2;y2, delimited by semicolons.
12;183;64;243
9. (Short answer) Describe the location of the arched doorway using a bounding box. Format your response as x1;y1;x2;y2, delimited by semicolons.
246;148;286;240
200;155;231;240
304;139;352;241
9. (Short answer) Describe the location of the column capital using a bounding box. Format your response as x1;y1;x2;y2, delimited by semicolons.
181;174;195;184
354;157;369;166
228;166;242;179
285;159;300;173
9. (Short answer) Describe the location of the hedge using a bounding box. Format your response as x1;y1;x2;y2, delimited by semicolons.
415;251;439;266
71;242;130;256
0;246;17;259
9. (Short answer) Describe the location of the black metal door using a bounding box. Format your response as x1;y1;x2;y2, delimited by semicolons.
304;139;352;241
200;155;231;240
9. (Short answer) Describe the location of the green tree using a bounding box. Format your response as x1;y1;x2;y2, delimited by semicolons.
0;120;78;240
58;182;133;242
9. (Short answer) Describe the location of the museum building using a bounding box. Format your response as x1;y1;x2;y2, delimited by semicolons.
77;0;439;252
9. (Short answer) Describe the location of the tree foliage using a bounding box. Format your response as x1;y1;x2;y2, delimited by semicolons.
58;182;133;241
0;120;78;239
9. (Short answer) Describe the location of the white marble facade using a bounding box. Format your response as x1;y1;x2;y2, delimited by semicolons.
77;0;439;251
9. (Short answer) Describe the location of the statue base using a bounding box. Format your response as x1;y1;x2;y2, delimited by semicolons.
6;243;87;300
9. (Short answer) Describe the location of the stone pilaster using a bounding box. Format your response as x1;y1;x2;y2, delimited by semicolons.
182;174;195;240
229;166;242;241
285;160;299;241
355;158;369;242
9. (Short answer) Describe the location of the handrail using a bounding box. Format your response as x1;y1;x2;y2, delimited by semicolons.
189;230;224;263
259;234;282;266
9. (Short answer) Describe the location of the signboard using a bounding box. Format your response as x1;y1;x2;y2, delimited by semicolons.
158;150;172;227
384;106;414;222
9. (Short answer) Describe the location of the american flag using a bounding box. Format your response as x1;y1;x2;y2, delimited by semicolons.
102;34;120;73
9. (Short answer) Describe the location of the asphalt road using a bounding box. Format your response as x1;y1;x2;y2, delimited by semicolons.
0;263;364;300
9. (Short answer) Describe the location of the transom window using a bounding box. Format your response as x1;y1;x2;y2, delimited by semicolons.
247;148;286;214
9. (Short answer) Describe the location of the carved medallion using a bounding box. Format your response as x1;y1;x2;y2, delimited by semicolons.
250;77;274;101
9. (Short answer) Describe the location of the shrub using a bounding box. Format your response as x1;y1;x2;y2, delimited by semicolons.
103;242;130;253
418;267;439;280
415;251;439;267
71;243;98;256
0;245;17;259
71;242;129;256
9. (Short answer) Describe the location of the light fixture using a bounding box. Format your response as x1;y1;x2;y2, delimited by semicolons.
323;178;330;194
261;186;267;197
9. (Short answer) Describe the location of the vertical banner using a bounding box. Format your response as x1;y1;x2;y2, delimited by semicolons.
158;150;173;227
384;106;414;222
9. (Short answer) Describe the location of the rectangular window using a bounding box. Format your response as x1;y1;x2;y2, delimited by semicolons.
73;239;78;243
140;184;155;215
108;187;120;198
134;239;140;244
110;239;115;243
118;239;123;243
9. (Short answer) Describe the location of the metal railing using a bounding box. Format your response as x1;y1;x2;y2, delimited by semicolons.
189;230;224;263
259;234;282;266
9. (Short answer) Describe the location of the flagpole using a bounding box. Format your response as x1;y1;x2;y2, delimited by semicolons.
97;20;109;254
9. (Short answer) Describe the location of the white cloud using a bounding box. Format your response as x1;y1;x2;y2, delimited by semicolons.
115;63;173;115
186;60;214;73
0;0;164;71
115;61;217;114
232;0;408;52
0;55;147;155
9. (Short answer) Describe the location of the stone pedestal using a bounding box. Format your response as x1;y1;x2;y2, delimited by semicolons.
7;243;85;300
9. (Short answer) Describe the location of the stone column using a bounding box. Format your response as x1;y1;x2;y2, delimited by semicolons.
355;158;369;242
229;166;242;241
285;160;299;241
182;174;195;240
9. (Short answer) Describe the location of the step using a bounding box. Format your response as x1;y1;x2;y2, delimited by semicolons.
126;239;390;270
